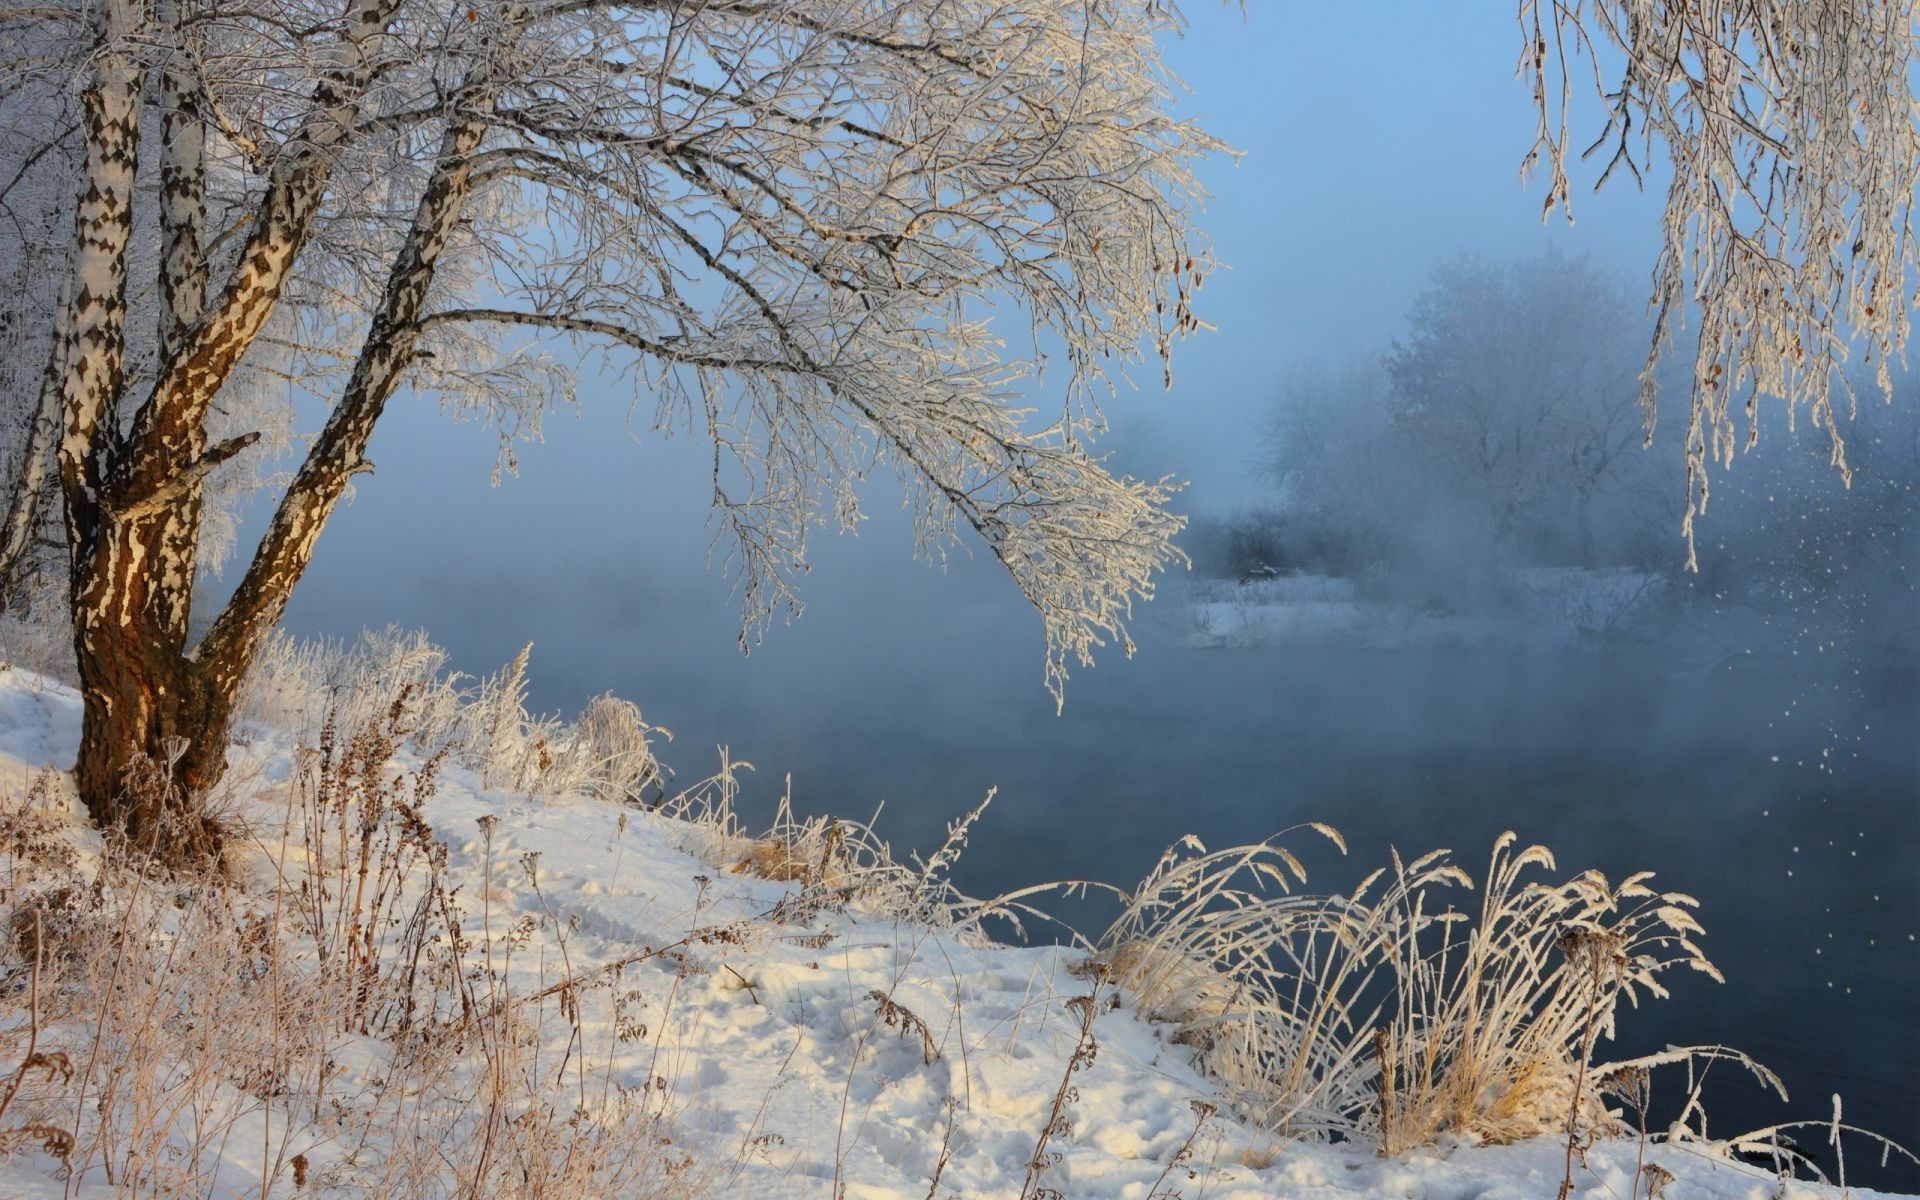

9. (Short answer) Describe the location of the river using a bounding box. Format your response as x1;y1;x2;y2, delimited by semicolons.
634;624;1919;1189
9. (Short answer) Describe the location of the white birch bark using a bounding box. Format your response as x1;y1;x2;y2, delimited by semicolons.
50;0;143;554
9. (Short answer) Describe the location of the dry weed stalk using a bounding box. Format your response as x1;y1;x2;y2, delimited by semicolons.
869;988;940;1065
291;691;458;1037
1145;1099;1219;1200
0;698;705;1199
11;823;330;1193
325;813;691;1200
681;776;1043;940
1018;992;1105;1200
0;771;76;895
0;908;71;1163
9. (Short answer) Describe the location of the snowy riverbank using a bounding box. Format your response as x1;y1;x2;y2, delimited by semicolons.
0;660;1909;1199
1181;569;1671;652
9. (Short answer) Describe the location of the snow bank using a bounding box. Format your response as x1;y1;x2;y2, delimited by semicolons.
0;665;1906;1200
1183;569;1668;651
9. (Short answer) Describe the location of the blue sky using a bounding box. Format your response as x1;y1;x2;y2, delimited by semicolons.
1146;4;1666;503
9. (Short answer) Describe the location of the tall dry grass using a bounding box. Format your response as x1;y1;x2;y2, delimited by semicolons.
0;697;704;1199
1089;826;1818;1162
243;627;669;808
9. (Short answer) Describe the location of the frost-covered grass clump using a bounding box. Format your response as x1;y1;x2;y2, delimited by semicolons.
0;631;1911;1199
244;626;671;806
1093;830;1739;1150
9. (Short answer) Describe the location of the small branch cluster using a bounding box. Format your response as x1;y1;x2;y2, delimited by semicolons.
1520;1;1920;563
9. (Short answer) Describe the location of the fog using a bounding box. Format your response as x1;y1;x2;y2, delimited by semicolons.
235;4;1920;1187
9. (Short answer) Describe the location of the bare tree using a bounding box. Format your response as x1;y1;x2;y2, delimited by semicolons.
1524;0;1920;564
1383;254;1662;565
6;0;1212;857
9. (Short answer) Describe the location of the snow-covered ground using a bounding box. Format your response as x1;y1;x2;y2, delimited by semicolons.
0;663;1908;1199
1183;569;1669;652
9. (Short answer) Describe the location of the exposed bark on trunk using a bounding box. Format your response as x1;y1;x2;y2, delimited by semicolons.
67;107;484;864
54;0;402;863
202;115;490;697
69;421;258;862
151;0;211;646
70;500;233;860
0;378;61;612
48;0;210;856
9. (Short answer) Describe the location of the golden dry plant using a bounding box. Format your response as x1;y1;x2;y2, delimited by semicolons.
1092;827;1771;1155
0;705;707;1199
243;628;670;808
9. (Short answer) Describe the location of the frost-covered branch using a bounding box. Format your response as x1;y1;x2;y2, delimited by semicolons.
1522;1;1920;563
3;0;1221;839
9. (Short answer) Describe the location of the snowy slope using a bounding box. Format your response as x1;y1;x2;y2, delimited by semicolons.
0;665;1907;1200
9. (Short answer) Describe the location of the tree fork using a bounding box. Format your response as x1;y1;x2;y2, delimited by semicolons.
55;0;405;859
201;113;493;695
64;113;493;865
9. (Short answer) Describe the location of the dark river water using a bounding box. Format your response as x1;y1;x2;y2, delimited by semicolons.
636;632;1920;1190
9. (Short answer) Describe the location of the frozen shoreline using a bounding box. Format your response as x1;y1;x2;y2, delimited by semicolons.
0;663;1910;1199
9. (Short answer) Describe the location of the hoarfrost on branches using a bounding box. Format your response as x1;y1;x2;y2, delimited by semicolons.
2;0;1217;834
1522;0;1920;564
6;0;1213;696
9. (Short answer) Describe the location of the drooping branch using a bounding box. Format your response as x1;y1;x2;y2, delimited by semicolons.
1521;0;1920;564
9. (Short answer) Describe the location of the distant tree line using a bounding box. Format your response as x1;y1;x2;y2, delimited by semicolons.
1191;253;1919;626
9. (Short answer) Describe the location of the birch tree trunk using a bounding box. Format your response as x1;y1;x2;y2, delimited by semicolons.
70;102;482;860
51;0;159;840
57;0;399;861
0;379;61;612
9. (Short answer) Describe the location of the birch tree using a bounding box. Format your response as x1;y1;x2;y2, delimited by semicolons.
4;0;1917;861
0;14;83;608
3;0;1211;857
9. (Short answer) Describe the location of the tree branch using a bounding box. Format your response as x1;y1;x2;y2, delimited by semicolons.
112;431;259;523
203;85;505;683
112;0;403;505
